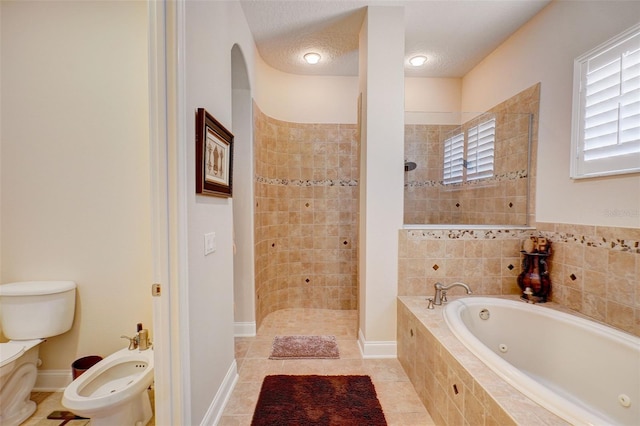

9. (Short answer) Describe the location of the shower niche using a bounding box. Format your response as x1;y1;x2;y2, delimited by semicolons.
403;83;540;226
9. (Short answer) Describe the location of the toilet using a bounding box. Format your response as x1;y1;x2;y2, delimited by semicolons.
62;346;154;426
0;280;77;426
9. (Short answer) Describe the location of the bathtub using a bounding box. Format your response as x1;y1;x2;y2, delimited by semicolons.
443;297;640;426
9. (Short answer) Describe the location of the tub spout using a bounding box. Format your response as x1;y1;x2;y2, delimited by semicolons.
433;282;472;305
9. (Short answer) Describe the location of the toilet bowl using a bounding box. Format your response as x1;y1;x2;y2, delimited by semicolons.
62;346;154;426
0;340;43;426
0;281;77;426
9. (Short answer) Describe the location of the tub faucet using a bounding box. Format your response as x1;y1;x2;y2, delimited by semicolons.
433;282;472;305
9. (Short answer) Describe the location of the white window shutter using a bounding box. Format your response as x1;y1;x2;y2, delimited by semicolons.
572;24;640;178
466;119;496;181
443;133;464;184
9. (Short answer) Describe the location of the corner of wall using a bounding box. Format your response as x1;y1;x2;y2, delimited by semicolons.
357;329;397;359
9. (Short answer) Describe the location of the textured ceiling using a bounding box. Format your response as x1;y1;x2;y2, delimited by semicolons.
240;0;551;77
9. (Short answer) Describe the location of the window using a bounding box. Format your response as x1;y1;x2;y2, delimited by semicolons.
443;132;464;184
571;24;640;178
442;118;495;184
466;119;496;181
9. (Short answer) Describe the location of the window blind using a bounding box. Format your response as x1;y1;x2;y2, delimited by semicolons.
572;24;640;178
466;119;496;181
443;132;464;184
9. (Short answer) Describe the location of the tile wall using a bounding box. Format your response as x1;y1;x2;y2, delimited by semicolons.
397;297;566;425
404;83;539;226
253;105;359;328
398;223;640;336
537;223;640;335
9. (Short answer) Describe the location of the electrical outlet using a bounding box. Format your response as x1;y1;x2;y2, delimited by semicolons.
204;232;216;255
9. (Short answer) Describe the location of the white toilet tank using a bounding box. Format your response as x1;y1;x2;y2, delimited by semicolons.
0;281;76;340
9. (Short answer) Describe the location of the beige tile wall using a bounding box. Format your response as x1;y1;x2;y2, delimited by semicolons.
399;228;525;298
398;223;640;336
398;300;518;425
404;83;539;226
537;223;640;336
253;105;359;328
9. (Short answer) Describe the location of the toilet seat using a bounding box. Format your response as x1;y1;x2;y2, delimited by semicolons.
0;343;25;368
0;340;41;368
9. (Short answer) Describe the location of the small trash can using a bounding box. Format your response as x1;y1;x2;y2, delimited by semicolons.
72;355;103;380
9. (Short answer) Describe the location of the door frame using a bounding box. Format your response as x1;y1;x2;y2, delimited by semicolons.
148;0;189;423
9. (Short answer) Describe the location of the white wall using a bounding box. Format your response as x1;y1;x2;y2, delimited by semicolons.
405;77;462;125
183;1;256;423
358;6;405;355
232;45;255;331
254;54;359;124
462;0;640;228
0;1;152;376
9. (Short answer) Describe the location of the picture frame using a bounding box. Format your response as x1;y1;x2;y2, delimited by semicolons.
195;108;234;197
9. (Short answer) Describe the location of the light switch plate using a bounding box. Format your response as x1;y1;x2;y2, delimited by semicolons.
204;232;216;255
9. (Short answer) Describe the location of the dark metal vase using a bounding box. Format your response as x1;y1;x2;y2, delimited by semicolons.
517;251;551;303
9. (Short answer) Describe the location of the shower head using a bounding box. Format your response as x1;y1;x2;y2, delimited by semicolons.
404;161;417;172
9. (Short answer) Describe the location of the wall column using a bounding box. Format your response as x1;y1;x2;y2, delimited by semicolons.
357;6;405;357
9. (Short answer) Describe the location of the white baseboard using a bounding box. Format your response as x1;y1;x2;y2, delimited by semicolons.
358;329;397;359
234;321;256;337
201;360;238;426
34;370;72;392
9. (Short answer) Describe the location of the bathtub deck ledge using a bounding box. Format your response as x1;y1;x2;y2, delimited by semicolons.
398;295;570;426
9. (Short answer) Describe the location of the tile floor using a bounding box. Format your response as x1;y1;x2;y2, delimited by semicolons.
24;308;433;426
218;308;435;426
23;389;154;426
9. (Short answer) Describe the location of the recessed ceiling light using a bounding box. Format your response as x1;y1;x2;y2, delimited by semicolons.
304;52;321;65
409;55;427;67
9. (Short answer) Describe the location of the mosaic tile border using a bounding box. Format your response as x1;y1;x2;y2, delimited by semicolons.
406;228;533;240
256;176;359;187
405;227;640;254
404;169;528;189
538;230;640;254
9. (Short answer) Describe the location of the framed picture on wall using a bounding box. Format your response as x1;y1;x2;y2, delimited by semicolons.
195;108;234;197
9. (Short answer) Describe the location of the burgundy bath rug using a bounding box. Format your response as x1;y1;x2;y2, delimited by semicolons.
251;375;387;426
269;335;339;359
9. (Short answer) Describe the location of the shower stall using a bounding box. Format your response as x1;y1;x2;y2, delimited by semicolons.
252;106;360;329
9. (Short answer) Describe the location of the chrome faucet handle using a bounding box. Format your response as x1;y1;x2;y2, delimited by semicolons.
426;297;434;309
121;335;138;350
441;291;448;303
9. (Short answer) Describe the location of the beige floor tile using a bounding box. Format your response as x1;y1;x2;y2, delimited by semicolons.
238;358;284;383
385;411;436;426
223;382;263;416
25;308;433;425
375;381;428;414
245;339;275;359
234;337;252;359
221;308;435;425
336;339;361;359
24;388;154;426
217;414;253;426
365;358;411;382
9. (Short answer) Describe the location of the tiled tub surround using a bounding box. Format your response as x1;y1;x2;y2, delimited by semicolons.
398;296;570;426
399;223;640;337
253;105;359;328
404;83;540;226
536;223;640;336
442;297;639;425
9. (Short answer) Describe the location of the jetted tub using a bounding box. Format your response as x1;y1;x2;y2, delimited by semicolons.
443;297;639;426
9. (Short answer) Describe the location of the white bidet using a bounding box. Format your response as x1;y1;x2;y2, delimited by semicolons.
62;346;154;426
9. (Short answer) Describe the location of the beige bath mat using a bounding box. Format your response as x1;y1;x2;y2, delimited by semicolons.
269;335;340;359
